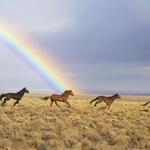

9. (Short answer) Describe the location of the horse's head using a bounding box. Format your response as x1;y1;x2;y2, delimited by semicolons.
114;93;121;99
23;87;30;93
65;90;74;96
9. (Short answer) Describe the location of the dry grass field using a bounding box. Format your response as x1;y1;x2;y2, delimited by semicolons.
0;94;150;150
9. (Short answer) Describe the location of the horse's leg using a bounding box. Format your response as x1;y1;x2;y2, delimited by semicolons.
103;103;108;109
13;98;20;106
50;99;54;107
65;101;71;107
94;100;102;107
1;97;9;106
107;103;112;109
55;101;61;107
105;104;109;109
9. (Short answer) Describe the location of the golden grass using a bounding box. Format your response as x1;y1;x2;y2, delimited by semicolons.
0;94;150;150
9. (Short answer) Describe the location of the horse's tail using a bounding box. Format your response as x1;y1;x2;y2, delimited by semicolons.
143;103;147;106
0;94;6;101
40;96;50;101
142;100;150;106
89;96;99;104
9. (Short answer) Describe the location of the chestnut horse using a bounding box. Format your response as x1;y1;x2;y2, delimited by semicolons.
50;90;74;107
90;93;120;109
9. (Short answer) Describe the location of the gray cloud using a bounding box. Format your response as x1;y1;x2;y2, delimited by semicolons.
0;0;150;92
30;0;150;64
33;26;150;64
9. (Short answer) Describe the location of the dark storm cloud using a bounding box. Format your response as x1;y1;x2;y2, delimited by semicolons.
31;0;150;65
34;26;150;64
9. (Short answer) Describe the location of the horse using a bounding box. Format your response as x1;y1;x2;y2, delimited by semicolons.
142;100;150;106
0;87;29;106
50;90;74;107
90;93;121;109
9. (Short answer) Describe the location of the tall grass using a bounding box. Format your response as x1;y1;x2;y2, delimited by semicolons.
0;94;149;150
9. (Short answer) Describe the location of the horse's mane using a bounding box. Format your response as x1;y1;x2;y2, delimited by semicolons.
17;88;25;94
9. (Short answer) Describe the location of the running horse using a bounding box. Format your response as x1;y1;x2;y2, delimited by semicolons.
0;87;29;106
90;93;121;109
50;90;74;107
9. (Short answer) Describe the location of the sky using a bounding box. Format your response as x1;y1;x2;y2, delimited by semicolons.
0;0;150;93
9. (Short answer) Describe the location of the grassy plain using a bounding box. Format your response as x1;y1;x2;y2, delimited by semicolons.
0;94;149;150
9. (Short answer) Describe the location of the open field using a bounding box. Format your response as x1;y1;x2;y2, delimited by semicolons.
0;94;150;150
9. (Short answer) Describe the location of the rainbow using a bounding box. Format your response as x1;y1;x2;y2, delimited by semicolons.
0;20;76;92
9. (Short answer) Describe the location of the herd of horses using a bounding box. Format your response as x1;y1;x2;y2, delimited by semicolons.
0;87;149;109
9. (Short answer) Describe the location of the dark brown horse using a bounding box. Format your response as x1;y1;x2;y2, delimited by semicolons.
50;90;74;107
90;93;120;109
0;87;29;106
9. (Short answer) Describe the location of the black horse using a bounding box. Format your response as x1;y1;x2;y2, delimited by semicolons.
0;87;29;106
